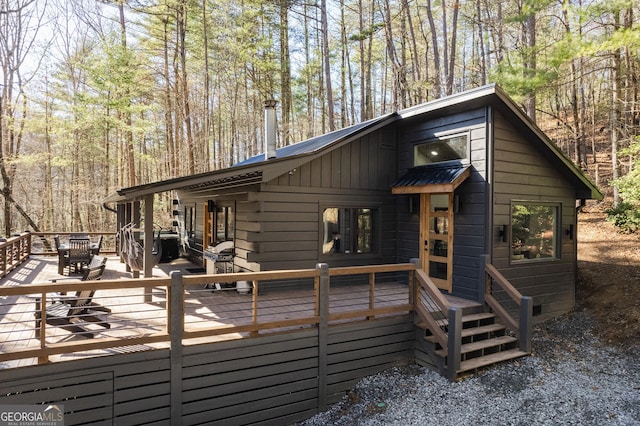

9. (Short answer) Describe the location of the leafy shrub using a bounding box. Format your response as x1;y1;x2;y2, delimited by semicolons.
606;202;640;234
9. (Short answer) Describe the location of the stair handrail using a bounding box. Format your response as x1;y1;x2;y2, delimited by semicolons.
484;262;532;353
413;267;451;350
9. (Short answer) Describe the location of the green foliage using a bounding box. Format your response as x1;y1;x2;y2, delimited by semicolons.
610;137;640;234
606;202;640;234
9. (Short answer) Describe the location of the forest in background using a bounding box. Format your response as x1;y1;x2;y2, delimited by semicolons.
0;0;639;235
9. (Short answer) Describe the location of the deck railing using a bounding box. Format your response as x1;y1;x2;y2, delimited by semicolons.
30;231;117;255
0;263;416;367
0;232;31;279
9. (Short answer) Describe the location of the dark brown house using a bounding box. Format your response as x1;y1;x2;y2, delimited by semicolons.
110;84;601;322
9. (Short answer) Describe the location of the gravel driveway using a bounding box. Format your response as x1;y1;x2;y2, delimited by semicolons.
299;311;640;425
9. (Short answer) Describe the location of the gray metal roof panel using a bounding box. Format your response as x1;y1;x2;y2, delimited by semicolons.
234;113;395;167
392;163;470;187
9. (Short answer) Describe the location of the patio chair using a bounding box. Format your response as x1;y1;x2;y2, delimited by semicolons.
68;237;92;273
35;264;111;339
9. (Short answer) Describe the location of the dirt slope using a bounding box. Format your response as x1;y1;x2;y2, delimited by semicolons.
576;203;640;346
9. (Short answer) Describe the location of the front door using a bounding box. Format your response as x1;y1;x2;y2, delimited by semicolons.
420;193;454;292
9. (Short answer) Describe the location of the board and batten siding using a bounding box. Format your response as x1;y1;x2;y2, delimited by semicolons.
491;111;577;322
244;129;398;271
395;108;489;301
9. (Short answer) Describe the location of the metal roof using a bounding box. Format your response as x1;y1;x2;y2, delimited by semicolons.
391;163;472;194
234;114;395;166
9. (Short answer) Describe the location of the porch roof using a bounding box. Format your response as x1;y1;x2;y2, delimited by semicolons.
391;163;471;194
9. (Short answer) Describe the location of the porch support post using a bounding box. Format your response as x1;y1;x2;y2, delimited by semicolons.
144;194;154;302
446;307;462;381
170;271;184;424
519;296;533;353
132;201;140;279
316;263;329;412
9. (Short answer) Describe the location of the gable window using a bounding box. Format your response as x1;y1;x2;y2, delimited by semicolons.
414;133;469;166
511;202;560;261
216;205;235;243
322;207;378;255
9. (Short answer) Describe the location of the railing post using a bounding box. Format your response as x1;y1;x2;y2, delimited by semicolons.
25;232;31;259
478;254;490;305
316;263;329;412
447;307;462;381
169;271;184;424
519;296;533;353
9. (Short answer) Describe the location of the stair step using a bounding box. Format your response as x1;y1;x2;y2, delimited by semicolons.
461;323;505;338
457;349;529;373
416;312;497;330
424;323;507;347
435;335;518;357
441;312;498;328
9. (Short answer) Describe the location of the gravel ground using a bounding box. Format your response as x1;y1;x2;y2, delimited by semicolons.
298;311;640;425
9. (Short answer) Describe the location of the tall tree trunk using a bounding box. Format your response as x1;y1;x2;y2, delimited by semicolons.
320;0;335;131
280;0;292;145
118;3;136;186
177;0;195;174
523;7;536;122
425;0;442;98
202;1;211;170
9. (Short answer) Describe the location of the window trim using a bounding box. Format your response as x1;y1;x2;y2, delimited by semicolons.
510;200;562;264
413;131;471;167
319;205;381;259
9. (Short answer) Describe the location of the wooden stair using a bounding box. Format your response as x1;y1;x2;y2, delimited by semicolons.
417;306;529;380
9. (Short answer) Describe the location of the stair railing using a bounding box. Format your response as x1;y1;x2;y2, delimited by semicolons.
413;268;450;348
483;259;533;353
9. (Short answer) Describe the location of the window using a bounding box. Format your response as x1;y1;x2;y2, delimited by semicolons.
185;206;195;239
511;202;560;261
216;205;235;243
414;133;469;166
322;207;378;255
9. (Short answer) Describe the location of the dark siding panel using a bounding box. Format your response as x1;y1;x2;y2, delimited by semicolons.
396;108;488;301
492;110;577;320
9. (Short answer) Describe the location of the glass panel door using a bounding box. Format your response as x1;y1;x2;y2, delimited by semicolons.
420;193;453;292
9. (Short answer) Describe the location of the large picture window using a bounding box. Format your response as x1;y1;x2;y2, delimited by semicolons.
414;133;469;166
322;207;378;255
511;202;560;261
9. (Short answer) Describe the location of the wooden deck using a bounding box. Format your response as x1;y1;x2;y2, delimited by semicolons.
0;256;423;369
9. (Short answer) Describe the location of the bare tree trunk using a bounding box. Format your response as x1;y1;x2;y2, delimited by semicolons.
320;0;335;131
202;1;211;170
611;24;621;205
176;0;194;174
523;8;536;122
425;0;442;97
162;15;176;176
280;0;293;145
118;3;136;186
